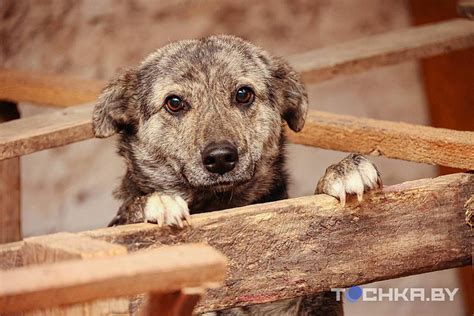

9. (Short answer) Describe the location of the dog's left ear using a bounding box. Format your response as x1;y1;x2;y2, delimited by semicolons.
271;58;308;132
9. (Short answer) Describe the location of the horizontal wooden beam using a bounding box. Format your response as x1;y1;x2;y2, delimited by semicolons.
0;244;226;313
1;104;473;170
0;104;94;160
289;19;474;83
80;173;473;313
286;110;474;170
0;69;105;107
21;232;129;314
0;19;472;108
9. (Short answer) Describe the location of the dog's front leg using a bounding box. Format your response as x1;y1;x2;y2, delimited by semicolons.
315;153;382;206
108;193;191;227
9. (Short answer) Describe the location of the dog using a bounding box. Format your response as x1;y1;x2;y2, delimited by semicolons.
92;35;381;315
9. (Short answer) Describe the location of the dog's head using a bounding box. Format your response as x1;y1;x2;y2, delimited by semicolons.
93;35;307;194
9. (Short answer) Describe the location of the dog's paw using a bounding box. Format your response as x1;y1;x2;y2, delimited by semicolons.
315;154;382;207
144;194;191;228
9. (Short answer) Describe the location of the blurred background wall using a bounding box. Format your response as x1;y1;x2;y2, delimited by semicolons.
0;0;471;315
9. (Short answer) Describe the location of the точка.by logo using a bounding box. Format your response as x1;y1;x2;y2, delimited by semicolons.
331;286;458;303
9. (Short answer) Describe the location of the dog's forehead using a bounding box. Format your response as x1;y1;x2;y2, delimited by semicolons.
140;36;272;97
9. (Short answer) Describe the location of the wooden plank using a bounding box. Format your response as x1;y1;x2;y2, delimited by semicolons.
0;244;226;313
81;173;473;313
1;105;473;170
286;110;474;170
0;101;21;243
21;232;127;264
0;103;94;160
21;232;129;316
0;69;105;107
289;19;474;83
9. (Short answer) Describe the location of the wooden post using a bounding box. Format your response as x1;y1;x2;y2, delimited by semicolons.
0;101;21;243
139;288;203;316
409;1;474;314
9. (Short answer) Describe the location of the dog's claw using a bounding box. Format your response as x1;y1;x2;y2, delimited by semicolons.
316;154;381;206
144;193;190;228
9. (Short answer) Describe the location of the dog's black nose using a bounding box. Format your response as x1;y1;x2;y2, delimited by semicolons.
202;142;238;175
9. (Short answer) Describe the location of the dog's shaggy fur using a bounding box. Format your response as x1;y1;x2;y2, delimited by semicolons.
93;35;308;225
93;35;381;315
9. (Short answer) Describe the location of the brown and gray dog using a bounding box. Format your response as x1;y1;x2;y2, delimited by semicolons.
93;35;381;315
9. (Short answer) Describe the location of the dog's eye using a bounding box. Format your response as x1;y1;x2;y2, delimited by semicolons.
164;95;185;113
235;86;255;105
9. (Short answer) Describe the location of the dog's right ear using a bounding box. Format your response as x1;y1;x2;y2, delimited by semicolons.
92;69;138;138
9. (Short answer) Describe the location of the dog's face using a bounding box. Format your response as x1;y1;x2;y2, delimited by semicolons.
93;36;307;198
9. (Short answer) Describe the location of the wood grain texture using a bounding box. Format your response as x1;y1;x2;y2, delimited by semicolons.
0;69;105;107
0;241;23;269
21;232;129;316
80;173;473;313
289;19;474;83
1;105;473;170
287;110;474;170
21;232;127;265
0;101;21;243
0;244;226;314
0;103;94;160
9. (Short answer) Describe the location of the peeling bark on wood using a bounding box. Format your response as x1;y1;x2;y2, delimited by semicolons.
79;173;473;313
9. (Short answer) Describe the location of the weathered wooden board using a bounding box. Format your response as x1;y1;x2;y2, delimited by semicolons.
289;19;474;83
80;173;473;313
20;232;129;316
0;69;105;107
0;244;226;314
0;103;94;160
1;105;473;170
286;110;474;170
21;232;127;265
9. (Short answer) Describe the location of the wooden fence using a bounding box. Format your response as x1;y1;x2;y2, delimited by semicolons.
0;18;473;315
